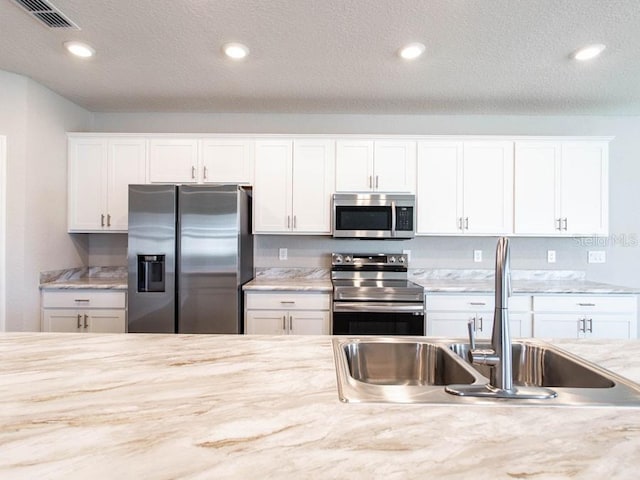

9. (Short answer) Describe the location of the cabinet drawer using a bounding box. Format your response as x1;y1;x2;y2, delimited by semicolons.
42;290;126;309
533;295;637;313
245;292;330;310
426;294;530;312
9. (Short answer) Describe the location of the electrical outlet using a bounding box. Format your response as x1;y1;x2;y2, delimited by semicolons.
588;251;606;264
473;250;482;262
402;249;411;261
279;248;288;261
547;250;556;263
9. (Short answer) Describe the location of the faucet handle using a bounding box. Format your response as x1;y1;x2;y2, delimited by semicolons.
467;318;477;351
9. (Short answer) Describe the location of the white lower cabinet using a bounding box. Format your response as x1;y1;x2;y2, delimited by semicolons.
244;292;331;335
533;295;637;339
426;294;532;339
41;291;127;333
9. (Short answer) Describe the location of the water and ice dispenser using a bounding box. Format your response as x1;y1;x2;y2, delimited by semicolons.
137;255;165;292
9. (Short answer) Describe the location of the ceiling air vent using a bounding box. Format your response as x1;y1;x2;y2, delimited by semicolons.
11;0;80;29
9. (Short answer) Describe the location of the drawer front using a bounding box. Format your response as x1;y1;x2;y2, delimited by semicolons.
533;295;637;313
427;295;494;312
245;292;330;311
42;290;126;309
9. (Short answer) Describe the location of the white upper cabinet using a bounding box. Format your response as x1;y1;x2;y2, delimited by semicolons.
416;140;513;235
201;139;254;184
514;140;609;236
68;136;147;232
335;140;415;192
148;138;199;183
254;139;334;234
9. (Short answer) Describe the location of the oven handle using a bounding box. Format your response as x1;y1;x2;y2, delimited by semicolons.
333;302;424;313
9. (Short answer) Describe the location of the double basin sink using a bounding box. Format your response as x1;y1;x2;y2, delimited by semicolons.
332;337;640;406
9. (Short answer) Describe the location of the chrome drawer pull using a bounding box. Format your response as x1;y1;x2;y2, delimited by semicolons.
577;303;596;307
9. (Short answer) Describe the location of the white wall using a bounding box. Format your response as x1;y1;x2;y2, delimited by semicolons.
93;112;640;289
0;70;93;331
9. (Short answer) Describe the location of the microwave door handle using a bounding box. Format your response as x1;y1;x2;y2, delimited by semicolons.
391;201;397;238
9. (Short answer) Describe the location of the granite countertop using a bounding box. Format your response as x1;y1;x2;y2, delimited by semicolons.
243;277;332;292
39;267;127;291
1;333;640;479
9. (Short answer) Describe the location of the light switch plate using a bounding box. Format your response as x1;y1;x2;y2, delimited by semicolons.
473;250;482;262
279;248;288;261
588;251;606;264
547;250;556;263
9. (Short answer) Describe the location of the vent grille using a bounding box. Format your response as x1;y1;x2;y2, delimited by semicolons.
12;0;80;29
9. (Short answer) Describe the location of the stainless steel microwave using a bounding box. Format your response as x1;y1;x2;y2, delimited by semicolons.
332;193;416;239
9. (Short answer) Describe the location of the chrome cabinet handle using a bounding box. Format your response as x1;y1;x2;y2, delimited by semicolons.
458;217;463;231
282;315;286;331
280;301;295;304
293;215;297;229
101;214;105;227
77;314;82;329
191;166;196;179
478;316;483;332
203;166;208;180
555;218;562;231
74;299;90;303
578;318;586;333
289;316;293;331
368;175;373;189
587;318;593;333
464;217;469;230
469;302;486;306
107;214;111;227
577;303;596;307
287;215;291;229
83;314;89;329
375;175;379;189
562;218;568;231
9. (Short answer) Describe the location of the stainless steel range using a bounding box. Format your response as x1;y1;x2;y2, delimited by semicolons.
331;253;425;335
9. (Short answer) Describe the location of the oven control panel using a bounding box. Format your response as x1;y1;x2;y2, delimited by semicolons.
331;253;408;267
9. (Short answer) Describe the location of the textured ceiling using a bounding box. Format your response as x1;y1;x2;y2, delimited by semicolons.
1;0;639;114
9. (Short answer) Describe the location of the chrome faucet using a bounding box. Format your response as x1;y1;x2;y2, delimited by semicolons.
446;237;556;399
466;236;514;393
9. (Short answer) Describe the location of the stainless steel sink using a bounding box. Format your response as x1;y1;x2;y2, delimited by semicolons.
332;337;640;406
449;342;615;389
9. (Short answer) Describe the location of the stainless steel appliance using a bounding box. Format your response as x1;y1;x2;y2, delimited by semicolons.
332;193;415;239
127;184;253;334
331;253;425;335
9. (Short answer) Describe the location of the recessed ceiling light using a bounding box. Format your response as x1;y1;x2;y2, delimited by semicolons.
572;44;606;61
64;41;95;58
222;42;250;60
398;42;426;60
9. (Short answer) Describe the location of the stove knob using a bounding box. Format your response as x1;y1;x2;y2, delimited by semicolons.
345;255;352;263
399;256;406;264
389;256;397;263
334;255;343;264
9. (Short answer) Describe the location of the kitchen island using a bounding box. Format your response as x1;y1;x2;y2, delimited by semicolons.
1;333;640;479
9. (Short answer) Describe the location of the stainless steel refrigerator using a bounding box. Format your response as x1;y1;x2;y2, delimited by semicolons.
127;184;253;334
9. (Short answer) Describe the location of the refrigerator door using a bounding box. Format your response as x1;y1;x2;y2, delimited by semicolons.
127;184;177;333
178;185;245;333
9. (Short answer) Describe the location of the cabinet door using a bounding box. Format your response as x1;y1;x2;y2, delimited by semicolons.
253;141;293;232
514;141;560;235
560;141;608;235
481;314;532;338
42;309;82;332
290;310;330;335
462;141;514;234
245;310;287;334
416;142;463;234
68;137;107;232
373;141;416;192
427;312;490;338
149;139;199;183
107;138;147;231
201;139;254;184
533;314;581;339
588;315;635;340
87;310;126;333
335;141;374;191
291;140;335;233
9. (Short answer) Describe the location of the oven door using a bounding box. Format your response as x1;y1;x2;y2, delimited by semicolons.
332;302;425;335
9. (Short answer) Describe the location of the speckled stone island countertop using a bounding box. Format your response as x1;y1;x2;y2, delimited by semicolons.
1;333;640;479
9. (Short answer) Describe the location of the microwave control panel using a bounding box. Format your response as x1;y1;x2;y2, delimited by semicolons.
395;207;413;231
